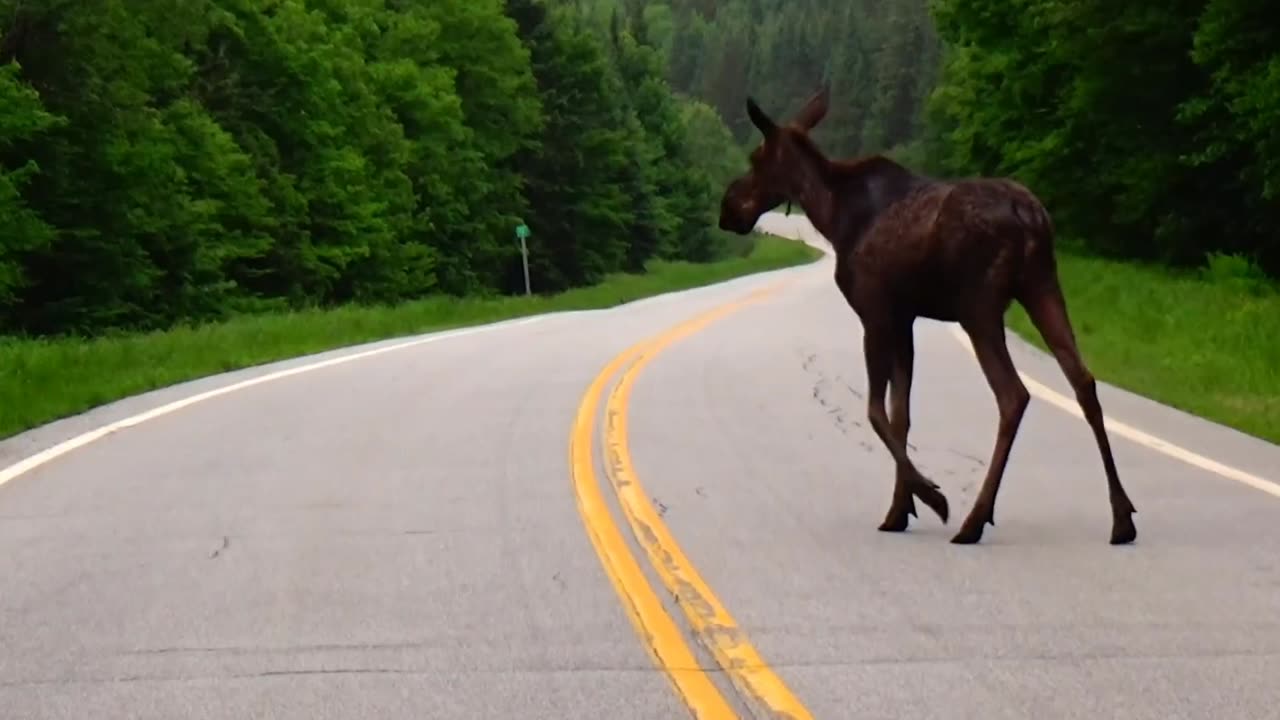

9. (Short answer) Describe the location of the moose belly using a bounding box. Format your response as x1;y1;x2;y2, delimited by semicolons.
905;292;964;323
884;260;969;322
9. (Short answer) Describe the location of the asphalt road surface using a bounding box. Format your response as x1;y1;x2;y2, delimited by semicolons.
3;212;1279;720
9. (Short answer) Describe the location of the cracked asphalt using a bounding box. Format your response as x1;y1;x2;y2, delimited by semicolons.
2;212;1280;719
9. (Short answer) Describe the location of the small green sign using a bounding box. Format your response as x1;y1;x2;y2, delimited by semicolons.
516;223;530;240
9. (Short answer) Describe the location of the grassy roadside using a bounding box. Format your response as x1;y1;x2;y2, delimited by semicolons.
1;234;823;441
1005;252;1280;444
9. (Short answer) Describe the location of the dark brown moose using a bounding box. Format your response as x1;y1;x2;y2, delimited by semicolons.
718;86;1137;545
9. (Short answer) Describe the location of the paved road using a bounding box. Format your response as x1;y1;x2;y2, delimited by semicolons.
3;212;1279;719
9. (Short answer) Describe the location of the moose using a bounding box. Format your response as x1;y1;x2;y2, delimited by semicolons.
718;86;1137;545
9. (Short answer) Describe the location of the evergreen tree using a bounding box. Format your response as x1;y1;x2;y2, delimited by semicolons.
505;0;633;291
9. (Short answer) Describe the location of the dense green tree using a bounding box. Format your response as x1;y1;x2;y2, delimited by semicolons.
4;0;278;333
505;0;633;291
928;0;1280;276
409;0;543;294
1179;0;1280;272
0;63;59;322
0;0;749;338
10;0;1270;340
620;0;941;159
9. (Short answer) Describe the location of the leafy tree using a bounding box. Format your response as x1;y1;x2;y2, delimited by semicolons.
505;0;633;290
0;63;60;321
3;0;276;333
927;0;1280;276
0;0;805;338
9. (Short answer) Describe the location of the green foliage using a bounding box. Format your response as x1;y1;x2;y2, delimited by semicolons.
1003;251;1280;444
0;63;61;318
506;0;635;291
10;0;1273;347
596;0;942;158
0;0;746;338
927;0;1280;277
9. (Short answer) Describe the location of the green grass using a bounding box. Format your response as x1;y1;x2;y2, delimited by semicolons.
0;234;822;440
1004;252;1280;444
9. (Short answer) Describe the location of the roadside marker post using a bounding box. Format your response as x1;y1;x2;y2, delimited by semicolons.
516;222;532;296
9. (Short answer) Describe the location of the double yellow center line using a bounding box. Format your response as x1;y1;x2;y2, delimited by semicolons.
569;283;813;719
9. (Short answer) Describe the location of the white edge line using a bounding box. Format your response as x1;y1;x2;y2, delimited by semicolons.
0;316;547;488
945;325;1280;500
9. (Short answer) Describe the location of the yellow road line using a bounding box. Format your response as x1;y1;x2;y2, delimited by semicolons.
599;284;814;720
946;325;1280;499
570;337;740;719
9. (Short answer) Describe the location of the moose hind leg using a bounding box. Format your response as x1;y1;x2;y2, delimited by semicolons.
952;320;1030;545
1021;281;1136;544
880;325;948;531
863;324;945;531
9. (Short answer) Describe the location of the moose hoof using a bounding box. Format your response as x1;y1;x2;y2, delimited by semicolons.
913;482;949;524
1110;514;1137;545
923;491;950;525
949;520;986;545
877;510;911;533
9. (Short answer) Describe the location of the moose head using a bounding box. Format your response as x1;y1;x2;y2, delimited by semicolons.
718;85;831;235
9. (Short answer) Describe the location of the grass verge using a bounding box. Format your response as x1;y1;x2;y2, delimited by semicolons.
1004;252;1280;444
1;234;822;441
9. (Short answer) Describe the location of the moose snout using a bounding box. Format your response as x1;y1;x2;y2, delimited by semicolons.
718;187;755;234
718;203;750;234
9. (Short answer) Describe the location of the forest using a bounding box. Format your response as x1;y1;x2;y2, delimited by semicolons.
1;0;1277;341
0;0;754;337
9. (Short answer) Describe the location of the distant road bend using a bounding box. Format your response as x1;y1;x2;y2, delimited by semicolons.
2;212;1279;719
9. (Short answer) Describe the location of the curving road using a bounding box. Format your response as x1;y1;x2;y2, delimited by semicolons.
3;212;1280;719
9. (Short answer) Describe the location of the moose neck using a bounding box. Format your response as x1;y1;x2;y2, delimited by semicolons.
790;154;924;256
781;148;838;241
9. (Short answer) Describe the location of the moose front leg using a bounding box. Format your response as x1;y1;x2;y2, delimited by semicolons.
863;324;949;530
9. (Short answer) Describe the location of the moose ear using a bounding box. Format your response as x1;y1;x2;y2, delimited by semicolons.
791;83;830;131
746;97;778;137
